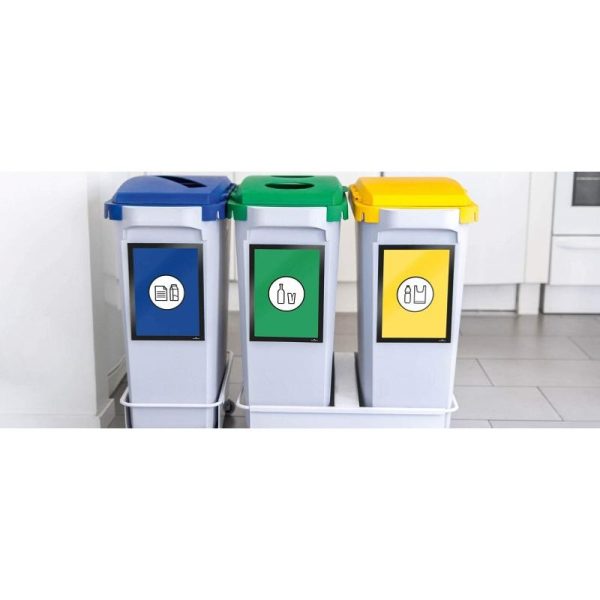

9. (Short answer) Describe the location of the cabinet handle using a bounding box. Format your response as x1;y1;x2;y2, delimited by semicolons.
556;238;600;251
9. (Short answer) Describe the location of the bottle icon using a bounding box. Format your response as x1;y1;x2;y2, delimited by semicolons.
277;283;285;304
169;284;179;302
404;285;412;305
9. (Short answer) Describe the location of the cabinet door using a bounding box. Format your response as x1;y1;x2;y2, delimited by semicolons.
383;172;530;285
550;236;600;285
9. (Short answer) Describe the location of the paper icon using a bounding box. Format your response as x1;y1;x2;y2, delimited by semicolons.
149;276;185;310
154;285;168;302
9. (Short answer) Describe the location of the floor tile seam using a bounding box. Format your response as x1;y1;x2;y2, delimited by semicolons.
476;358;600;364
567;336;596;360
475;358;495;386
458;355;592;361
535;387;564;421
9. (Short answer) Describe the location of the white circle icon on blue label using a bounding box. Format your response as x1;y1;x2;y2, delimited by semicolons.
149;275;185;310
268;276;305;312
397;277;434;312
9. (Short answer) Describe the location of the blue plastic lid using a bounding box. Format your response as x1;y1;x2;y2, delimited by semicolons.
105;175;234;221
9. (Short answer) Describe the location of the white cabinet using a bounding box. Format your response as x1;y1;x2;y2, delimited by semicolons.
550;236;600;285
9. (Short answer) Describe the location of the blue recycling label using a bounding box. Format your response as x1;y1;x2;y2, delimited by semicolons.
128;244;203;340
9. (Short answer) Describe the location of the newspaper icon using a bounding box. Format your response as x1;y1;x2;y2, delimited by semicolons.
154;285;168;302
149;276;185;310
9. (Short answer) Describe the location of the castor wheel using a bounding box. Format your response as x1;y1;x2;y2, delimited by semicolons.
224;398;236;414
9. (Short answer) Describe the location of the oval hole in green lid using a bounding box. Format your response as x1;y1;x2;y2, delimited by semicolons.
265;182;315;190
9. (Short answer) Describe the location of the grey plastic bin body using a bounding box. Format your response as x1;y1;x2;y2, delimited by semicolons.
105;175;231;427
235;209;340;406
356;209;469;409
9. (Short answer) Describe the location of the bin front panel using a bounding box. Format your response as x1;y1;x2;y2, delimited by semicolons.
377;245;454;343
249;244;324;342
128;243;204;340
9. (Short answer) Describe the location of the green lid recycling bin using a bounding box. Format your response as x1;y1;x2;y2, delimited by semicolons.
229;175;347;412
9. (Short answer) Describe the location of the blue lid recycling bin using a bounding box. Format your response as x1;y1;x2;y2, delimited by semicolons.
105;175;233;428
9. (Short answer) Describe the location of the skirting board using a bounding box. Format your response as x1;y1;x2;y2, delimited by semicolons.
0;397;116;428
108;356;126;396
543;285;600;314
0;413;107;428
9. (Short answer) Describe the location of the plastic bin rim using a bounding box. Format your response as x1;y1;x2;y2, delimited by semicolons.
111;175;234;206
228;175;348;222
349;177;479;224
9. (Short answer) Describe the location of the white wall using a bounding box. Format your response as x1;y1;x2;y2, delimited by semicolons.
87;172;139;402
0;173;134;427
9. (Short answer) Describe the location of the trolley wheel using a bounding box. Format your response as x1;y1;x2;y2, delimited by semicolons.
224;399;236;414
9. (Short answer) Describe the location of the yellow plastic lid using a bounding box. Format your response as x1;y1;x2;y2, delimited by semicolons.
349;177;479;224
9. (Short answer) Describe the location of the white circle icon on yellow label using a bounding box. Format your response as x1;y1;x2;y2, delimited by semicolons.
268;276;305;312
149;275;185;310
397;277;434;312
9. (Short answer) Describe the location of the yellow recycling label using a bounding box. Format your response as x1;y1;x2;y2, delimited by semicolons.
377;245;454;342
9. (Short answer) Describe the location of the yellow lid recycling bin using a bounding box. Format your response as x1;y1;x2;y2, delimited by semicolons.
349;177;478;410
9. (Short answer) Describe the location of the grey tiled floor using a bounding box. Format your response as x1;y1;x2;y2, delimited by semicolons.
109;312;600;429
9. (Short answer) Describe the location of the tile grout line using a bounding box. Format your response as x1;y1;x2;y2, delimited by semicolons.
475;359;495;386
536;386;564;421
567;335;595;360
459;356;591;361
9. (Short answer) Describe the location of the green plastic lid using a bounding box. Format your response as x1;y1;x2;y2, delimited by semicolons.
227;175;348;221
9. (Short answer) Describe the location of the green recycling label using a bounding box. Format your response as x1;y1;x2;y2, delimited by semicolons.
249;245;324;342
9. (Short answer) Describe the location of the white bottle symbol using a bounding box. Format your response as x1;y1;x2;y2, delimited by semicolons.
277;283;285;304
404;285;412;305
169;284;179;302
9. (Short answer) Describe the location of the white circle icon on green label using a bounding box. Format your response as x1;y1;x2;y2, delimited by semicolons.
149;275;185;310
268;276;305;312
398;277;434;312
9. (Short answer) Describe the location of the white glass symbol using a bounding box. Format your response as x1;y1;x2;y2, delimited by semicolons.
268;277;305;312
